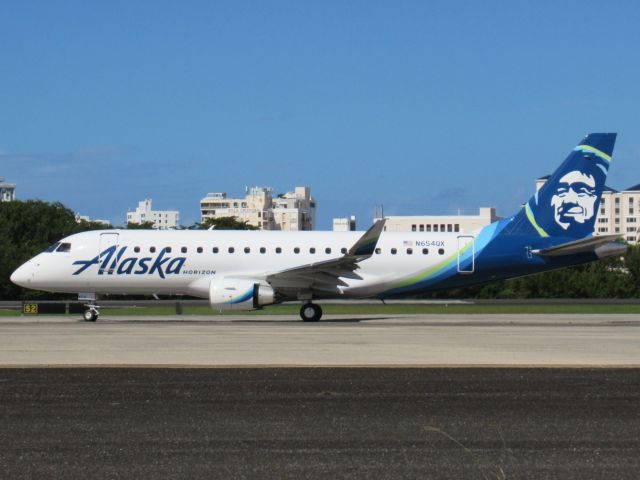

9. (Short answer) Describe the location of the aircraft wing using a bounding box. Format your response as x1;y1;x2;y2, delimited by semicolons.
265;219;386;295
532;234;627;258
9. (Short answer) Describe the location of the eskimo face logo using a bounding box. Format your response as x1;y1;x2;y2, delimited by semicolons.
550;170;598;230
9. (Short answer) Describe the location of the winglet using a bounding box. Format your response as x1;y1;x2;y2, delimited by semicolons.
348;219;386;259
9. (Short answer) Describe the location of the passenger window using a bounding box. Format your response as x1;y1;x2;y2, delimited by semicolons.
294;247;300;254
325;248;331;254
165;247;172;253
310;247;316;254
438;248;445;255
406;248;413;255
260;247;266;254
391;248;397;255
422;248;429;255
213;247;219;254
45;242;61;252
244;247;250;253
375;248;381;254
276;247;282;254
56;243;71;253
228;247;235;253
150;246;156;253
181;247;187;253
134;246;141;253
341;248;347;254
197;247;203;253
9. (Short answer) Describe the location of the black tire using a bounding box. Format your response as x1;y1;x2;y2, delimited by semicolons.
300;303;322;322
83;309;98;322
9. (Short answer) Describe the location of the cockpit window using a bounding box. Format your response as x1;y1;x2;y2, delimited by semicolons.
56;243;71;253
45;242;60;252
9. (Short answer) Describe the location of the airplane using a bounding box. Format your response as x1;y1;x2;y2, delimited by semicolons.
11;133;626;322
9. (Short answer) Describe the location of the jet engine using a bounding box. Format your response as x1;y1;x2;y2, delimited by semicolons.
209;277;275;310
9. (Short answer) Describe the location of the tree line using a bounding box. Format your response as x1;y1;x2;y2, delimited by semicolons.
1;199;639;300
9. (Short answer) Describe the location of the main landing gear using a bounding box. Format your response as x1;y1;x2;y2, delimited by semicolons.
83;304;100;322
300;303;322;322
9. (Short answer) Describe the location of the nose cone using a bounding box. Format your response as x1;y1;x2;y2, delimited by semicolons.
10;263;32;287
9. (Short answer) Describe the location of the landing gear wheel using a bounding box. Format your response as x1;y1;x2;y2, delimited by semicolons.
300;303;322;322
83;308;98;322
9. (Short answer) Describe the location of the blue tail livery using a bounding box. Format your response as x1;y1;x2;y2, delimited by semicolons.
504;133;616;238
380;133;625;299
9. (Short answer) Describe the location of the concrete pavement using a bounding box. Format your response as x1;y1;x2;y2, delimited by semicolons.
1;313;639;366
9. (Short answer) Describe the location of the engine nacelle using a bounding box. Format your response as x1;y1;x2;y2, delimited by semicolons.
209;277;275;311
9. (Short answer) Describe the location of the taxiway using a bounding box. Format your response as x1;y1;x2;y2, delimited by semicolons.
1;313;639;366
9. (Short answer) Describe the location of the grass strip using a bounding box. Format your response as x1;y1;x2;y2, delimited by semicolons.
3;303;640;316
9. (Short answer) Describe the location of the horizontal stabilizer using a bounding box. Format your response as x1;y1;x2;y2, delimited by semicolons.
532;234;626;258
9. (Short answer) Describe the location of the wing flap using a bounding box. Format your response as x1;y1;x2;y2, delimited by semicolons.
272;272;350;288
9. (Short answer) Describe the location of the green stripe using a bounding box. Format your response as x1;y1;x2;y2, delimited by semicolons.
574;145;612;162
525;202;549;237
392;241;474;289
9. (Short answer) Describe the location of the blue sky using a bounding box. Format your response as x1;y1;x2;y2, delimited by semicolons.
1;1;639;228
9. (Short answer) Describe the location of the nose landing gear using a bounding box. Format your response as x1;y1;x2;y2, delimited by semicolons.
300;303;322;322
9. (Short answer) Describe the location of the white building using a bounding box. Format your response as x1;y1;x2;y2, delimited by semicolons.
0;178;16;202
127;199;179;229
75;214;111;226
333;216;357;232
376;208;501;234
200;186;316;231
272;187;315;231
537;176;640;243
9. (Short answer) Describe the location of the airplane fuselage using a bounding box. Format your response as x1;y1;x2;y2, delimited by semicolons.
11;225;601;300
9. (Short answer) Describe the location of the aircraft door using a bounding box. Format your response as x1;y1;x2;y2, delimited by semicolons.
457;235;475;273
98;233;119;274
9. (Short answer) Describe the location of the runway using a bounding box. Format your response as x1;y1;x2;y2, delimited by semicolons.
2;314;639;478
1;368;639;479
0;313;639;366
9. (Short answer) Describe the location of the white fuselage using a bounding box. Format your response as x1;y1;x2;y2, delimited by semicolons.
11;229;465;299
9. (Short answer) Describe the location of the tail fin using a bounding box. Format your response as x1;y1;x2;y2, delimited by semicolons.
504;133;616;239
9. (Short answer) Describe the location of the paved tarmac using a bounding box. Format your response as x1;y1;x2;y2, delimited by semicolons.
0;313;639;366
1;367;639;479
2;315;639;478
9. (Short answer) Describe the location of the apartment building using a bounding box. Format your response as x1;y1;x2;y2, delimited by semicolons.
0;178;16;202
127;199;179;229
200;186;315;230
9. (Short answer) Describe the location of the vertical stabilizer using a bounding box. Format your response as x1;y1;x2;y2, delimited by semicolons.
505;133;616;239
